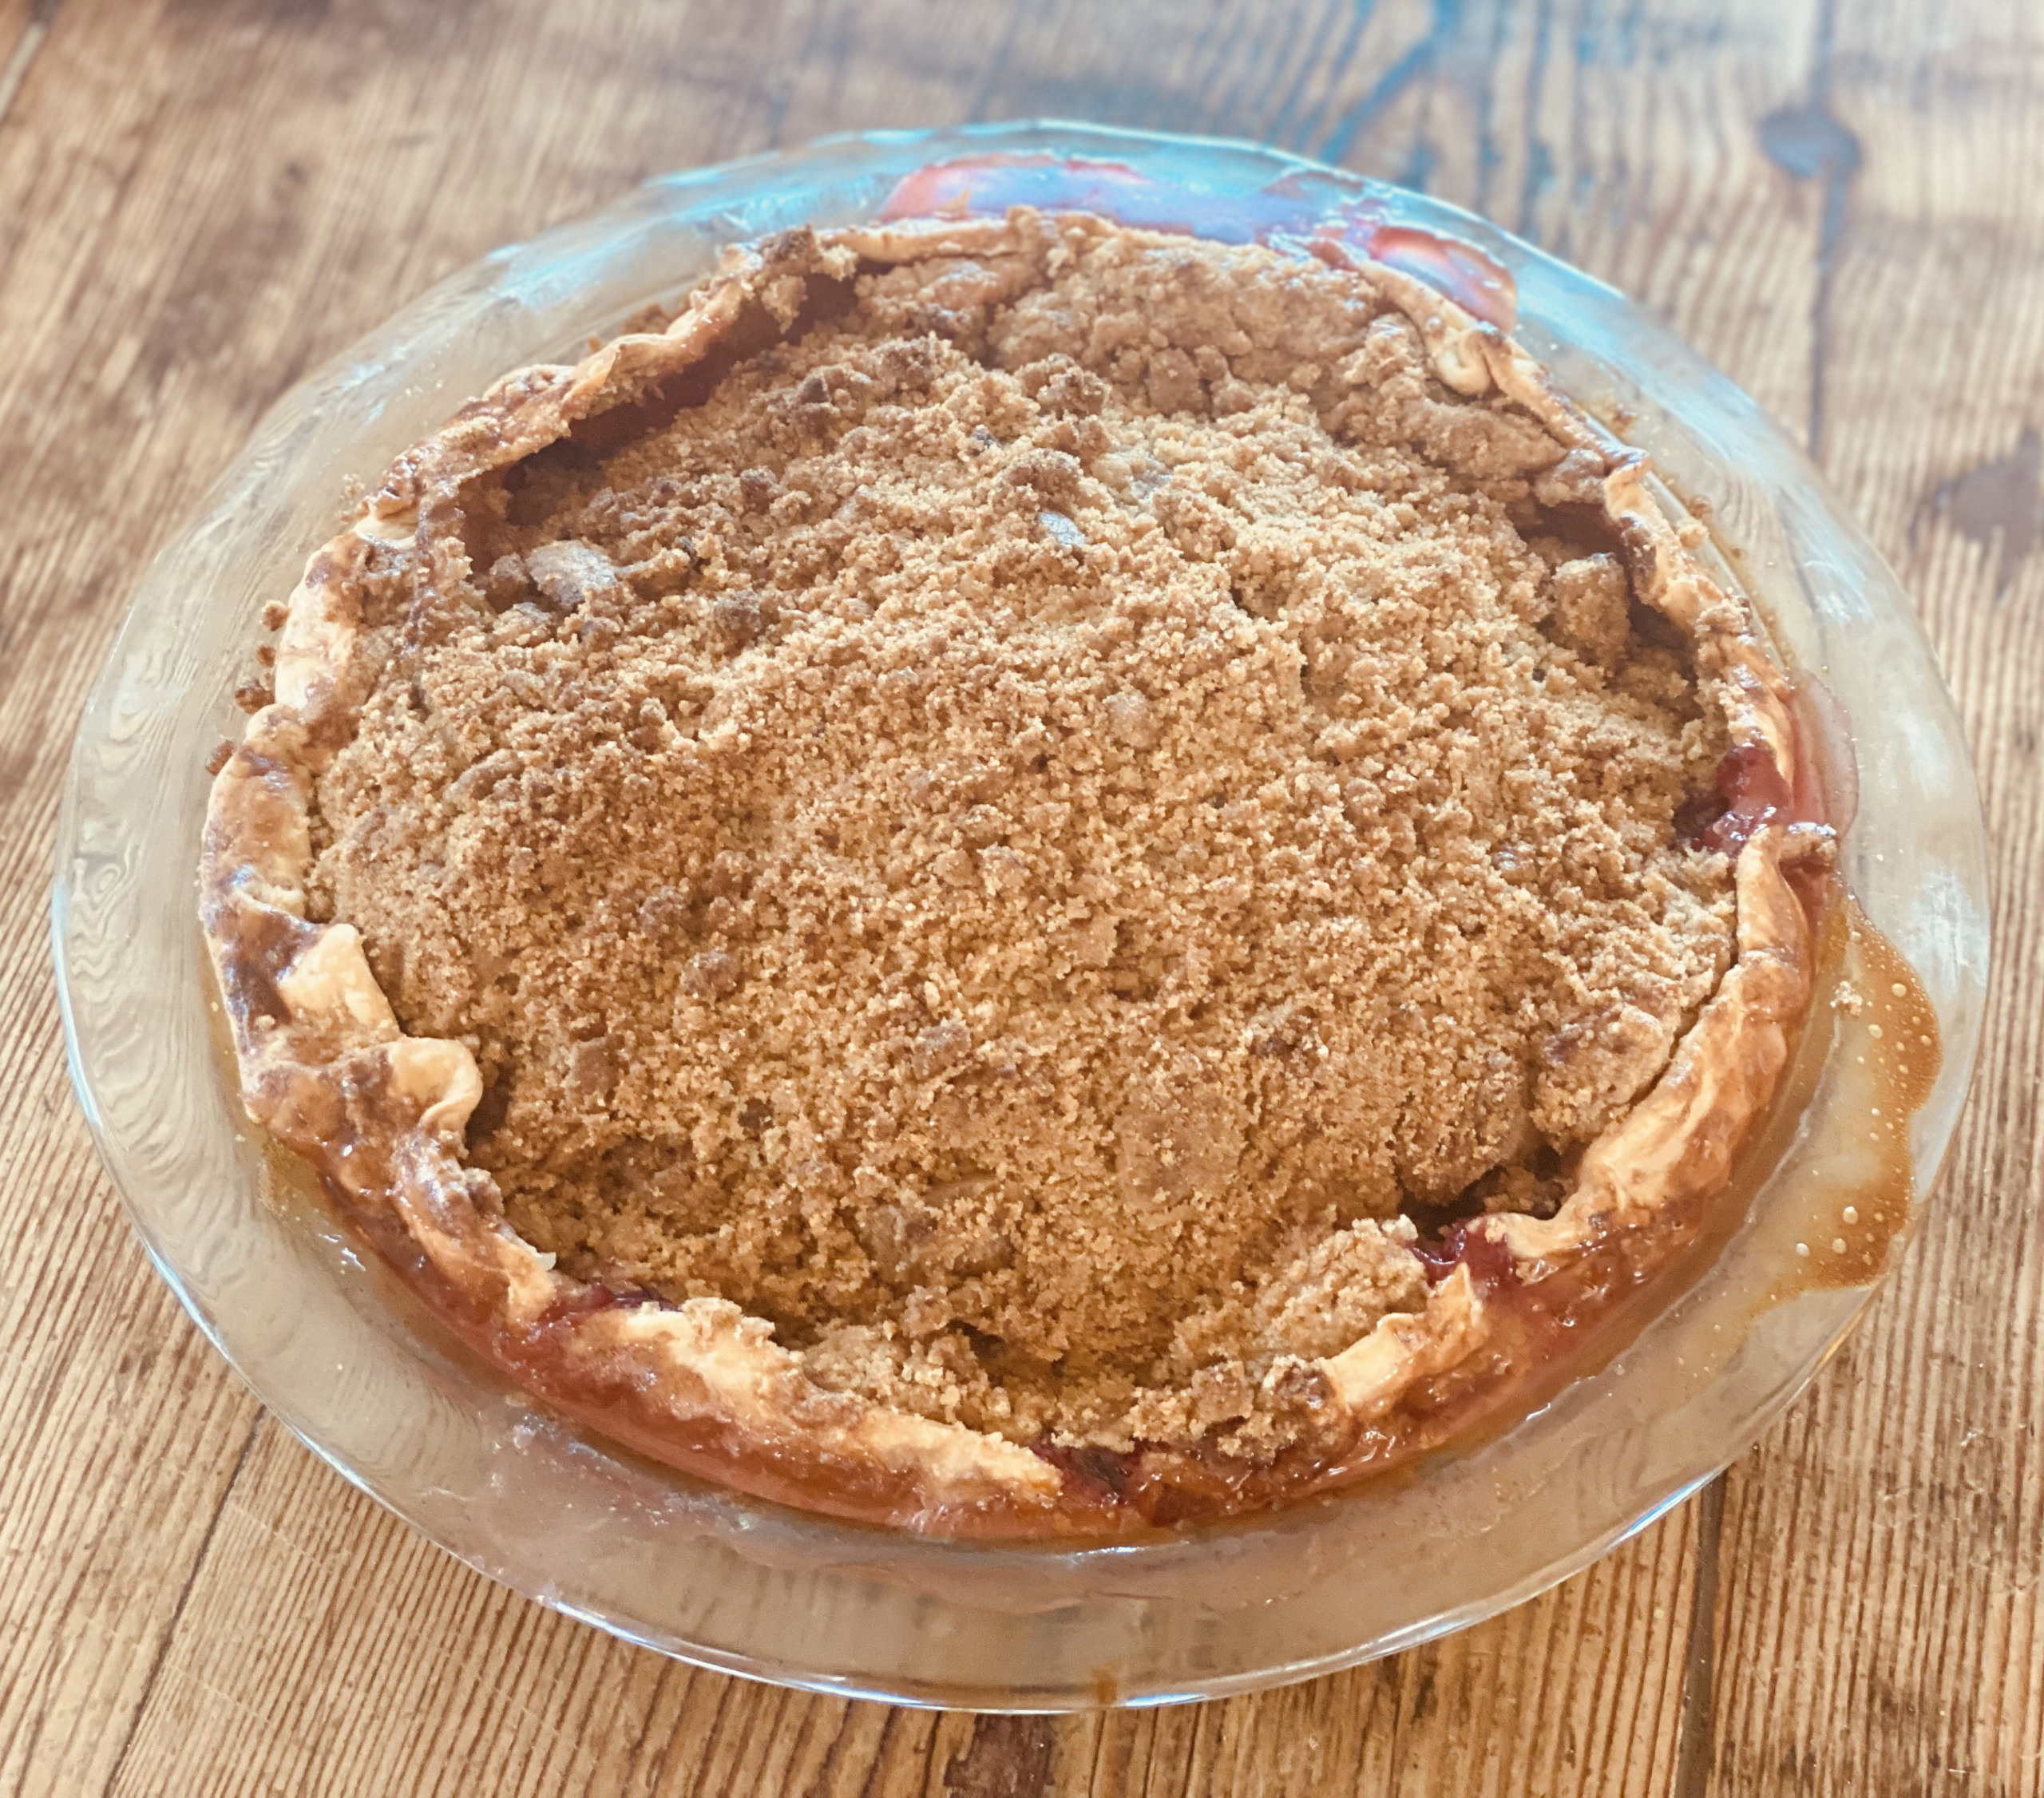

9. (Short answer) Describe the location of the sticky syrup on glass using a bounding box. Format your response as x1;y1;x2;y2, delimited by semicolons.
1748;896;1943;1306
1513;890;1947;1432
1302;893;1946;1486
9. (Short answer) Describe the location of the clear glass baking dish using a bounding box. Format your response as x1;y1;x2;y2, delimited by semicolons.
53;122;1990;1709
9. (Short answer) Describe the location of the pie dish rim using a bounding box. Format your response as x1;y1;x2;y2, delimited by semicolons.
54;121;1987;1703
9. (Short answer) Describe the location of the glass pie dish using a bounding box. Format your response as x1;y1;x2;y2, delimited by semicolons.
54;122;1989;1709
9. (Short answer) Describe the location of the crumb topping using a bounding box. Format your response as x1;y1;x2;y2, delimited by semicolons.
306;220;1736;1455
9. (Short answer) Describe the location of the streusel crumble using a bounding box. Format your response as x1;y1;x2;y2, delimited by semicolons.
203;206;1828;1531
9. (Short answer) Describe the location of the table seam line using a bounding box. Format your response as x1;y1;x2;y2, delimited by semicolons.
98;1410;265;1798
1673;1473;1729;1797
0;0;62;133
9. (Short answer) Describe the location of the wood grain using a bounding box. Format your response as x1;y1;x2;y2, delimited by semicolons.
0;1;2034;1793
0;2;48;129
1705;5;2044;1792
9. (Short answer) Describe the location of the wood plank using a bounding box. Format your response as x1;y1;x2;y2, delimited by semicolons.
0;0;48;129
1296;0;1828;446
0;0;2031;1792
1701;2;2044;1792
0;0;277;1788
1054;1502;1701;1796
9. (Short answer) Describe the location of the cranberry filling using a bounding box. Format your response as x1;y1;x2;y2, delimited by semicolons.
1697;742;1793;857
1673;726;1839;934
882;153;1216;238
1673;785;1730;843
1349;223;1516;330
533;1278;664;1332
879;154;1518;330
1677;743;1794;856
1411;1219;1519;1289
1031;1438;1135;1499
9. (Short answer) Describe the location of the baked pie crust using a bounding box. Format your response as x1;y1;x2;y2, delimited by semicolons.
201;209;1830;1535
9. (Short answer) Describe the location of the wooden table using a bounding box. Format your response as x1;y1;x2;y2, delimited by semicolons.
2;2;2038;1792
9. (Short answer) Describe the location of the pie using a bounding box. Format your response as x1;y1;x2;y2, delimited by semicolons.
200;207;1832;1535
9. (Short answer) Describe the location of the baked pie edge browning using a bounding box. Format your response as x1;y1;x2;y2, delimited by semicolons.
199;212;1826;1535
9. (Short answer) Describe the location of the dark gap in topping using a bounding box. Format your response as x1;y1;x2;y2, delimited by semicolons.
1400;1135;1575;1248
955;1320;1010;1362
473;276;868;560
569;275;860;457
1535;498;1626;563
1627;595;1686;659
466;1066;514;1145
744;1299;830;1353
1410;1219;1519;1288
1032;1437;1134;1498
504;438;601;525
1528;501;1697;676
1400;1184;1489;1244
1674;784;1730;845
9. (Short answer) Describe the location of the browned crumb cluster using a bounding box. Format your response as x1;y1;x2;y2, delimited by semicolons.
308;220;1736;1455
